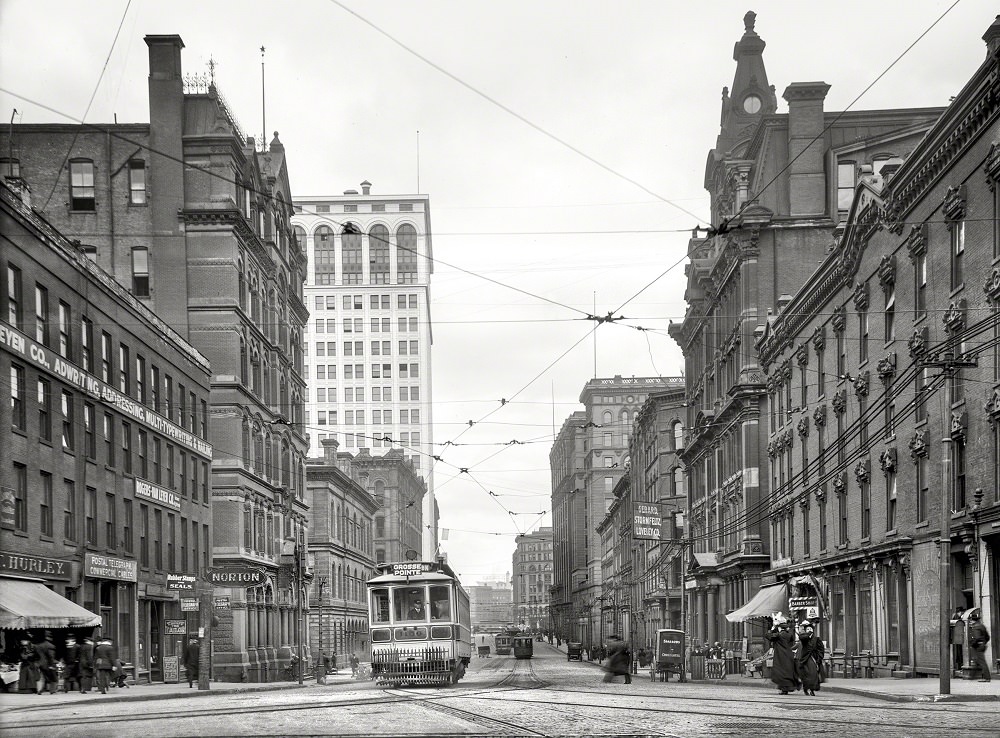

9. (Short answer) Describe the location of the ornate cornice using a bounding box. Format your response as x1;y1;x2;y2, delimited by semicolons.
833;474;846;496
813;404;827;428
853;281;870;312
908;428;928;460
943;298;967;334
854;458;871;486
877;254;896;291
876;353;897;385
950;410;968;444
832;306;846;334
832;389;847;415
984;267;1000;304
904;223;928;262
854;371;870;399
797;416;810;438
879;448;897;475
943;184;968;222
796;343;809;368
812;326;826;352
908;326;929;360
813;484;827;503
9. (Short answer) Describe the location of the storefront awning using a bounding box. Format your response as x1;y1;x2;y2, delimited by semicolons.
0;576;101;629
725;583;786;623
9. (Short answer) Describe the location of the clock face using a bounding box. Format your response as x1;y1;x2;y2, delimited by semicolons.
743;94;762;114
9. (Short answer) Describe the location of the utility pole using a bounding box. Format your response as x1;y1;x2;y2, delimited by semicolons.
198;586;213;690
297;539;304;686
921;351;976;696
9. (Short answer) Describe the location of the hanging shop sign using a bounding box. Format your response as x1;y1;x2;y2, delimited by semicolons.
166;573;196;591
214;597;231;610
180;598;199;612
164;619;187;635
788;596;818;610
207;567;267;586
633;502;663;540
0;550;72;580
84;553;137;582
133;478;181;512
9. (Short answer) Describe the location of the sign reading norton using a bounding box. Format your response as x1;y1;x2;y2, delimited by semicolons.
208;567;267;586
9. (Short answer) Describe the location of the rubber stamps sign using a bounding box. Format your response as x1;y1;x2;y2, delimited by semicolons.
207;567;267;586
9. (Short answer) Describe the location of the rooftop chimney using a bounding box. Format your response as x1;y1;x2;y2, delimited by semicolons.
321;437;340;463
782;81;831;217
361;180;371;195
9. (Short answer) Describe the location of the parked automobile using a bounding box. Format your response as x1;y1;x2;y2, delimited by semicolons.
566;642;583;661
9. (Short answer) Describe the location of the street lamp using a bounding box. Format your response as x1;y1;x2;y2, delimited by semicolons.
317;577;327;670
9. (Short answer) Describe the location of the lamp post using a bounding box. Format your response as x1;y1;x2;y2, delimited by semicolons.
317;577;327;670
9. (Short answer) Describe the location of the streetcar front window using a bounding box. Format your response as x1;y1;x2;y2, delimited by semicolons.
371;588;390;624
429;585;450;621
398;587;427;622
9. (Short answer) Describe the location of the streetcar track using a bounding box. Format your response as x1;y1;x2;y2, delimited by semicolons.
3;656;997;735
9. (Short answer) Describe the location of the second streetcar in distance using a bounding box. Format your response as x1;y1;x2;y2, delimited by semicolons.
512;634;534;659
367;559;472;685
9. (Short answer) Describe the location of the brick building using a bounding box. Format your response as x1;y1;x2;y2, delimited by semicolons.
0;35;310;682
1;180;212;681
755;17;1000;677
511;527;553;634
305;439;379;668
669;11;944;650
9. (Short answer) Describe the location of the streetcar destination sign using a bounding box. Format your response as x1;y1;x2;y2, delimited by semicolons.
207;567;267;586
390;562;435;577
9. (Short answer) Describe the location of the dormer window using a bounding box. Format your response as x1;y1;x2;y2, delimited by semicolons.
836;161;856;210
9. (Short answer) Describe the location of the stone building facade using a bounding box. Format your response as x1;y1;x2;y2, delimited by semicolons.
511;527;553;633
669;11;944;650
0;35;309;682
756;17;1000;677
1;180;212;681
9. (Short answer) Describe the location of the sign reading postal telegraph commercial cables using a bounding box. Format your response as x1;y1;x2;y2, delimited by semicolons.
0;324;211;459
633;502;663;540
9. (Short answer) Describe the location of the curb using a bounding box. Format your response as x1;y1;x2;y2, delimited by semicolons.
685;676;999;703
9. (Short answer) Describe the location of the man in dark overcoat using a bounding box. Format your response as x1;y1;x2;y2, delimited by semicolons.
184;638;201;688
968;610;992;682
94;637;115;694
79;636;95;693
63;635;80;693
34;631;57;694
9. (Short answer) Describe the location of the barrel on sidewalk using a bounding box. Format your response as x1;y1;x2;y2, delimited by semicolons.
689;653;705;680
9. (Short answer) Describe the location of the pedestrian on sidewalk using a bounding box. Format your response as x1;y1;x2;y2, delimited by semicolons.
17;638;39;694
795;621;824;696
94;637;115;695
184;638;201;688
63;635;80;693
34;631;56;695
350;653;360;677
602;635;632;684
765;613;800;695
79;637;94;693
967;609;991;683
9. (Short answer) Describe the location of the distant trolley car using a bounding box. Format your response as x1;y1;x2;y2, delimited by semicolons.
494;634;513;656
512;635;534;660
367;559;472;686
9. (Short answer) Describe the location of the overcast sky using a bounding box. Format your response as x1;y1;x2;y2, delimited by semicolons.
2;0;995;586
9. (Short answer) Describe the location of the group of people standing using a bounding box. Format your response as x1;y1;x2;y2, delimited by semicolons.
18;631;123;695
765;615;825;696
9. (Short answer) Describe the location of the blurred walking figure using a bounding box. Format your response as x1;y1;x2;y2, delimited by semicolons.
795;621;824;696
967;609;991;682
94;637;115;695
184;638;201;688
765;613;799;695
602;635;632;684
63;635;80;693
78;637;94;693
34;631;56;694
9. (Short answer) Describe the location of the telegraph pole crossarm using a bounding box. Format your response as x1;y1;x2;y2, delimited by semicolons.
920;351;977;696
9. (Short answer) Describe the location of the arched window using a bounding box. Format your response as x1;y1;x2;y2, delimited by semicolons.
241;418;250;469
673;467;686;496
293;225;306;252
314;226;335;285
264;434;273;480
395;224;417;284
342;224;362;285
369;225;390;284
602;411;613;425
672;420;685;451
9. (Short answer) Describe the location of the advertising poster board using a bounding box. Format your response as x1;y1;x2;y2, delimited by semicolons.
163;655;179;684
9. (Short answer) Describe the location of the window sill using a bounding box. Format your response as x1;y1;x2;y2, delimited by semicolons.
10;529;28;538
952;510;967;520
12;427;26;438
836;543;848;551
915;521;930;530
39;438;53;448
950;283;966;298
886;529;897;537
913;313;928;325
860;537;871;545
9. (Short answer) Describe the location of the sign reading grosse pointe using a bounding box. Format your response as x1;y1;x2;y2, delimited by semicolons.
208;567;267;586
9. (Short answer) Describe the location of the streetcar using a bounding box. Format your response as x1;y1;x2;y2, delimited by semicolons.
511;634;534;660
494;633;513;656
367;559;472;685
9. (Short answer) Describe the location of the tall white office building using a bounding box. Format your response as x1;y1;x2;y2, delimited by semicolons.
292;182;437;558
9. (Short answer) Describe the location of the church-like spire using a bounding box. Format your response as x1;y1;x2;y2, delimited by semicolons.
716;10;777;154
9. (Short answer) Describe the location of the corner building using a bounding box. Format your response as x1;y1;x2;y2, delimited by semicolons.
756;17;1000;678
512;527;553;633
1;181;212;682
1;35;310;681
291;186;437;559
669;12;943;650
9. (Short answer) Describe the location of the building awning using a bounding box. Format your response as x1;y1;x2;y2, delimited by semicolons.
0;577;101;630
725;583;786;623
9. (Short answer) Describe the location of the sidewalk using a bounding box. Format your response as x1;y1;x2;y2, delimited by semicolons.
544;640;998;703
0;671;357;711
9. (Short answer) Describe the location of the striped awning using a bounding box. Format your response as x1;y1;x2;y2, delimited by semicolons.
725;583;786;623
0;577;101;630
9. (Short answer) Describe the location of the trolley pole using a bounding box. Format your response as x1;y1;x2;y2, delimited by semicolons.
921;352;976;697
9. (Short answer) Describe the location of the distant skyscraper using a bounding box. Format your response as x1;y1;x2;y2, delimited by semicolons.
292;184;437;557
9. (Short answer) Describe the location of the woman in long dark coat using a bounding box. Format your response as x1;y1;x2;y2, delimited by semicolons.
795;621;824;696
765;618;799;694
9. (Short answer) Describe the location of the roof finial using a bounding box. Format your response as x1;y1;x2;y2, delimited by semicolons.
207;56;217;86
744;10;756;33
